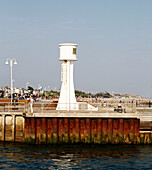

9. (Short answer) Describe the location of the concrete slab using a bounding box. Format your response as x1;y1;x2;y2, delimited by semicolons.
25;112;139;119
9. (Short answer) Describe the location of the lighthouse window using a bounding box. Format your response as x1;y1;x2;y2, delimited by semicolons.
73;48;76;55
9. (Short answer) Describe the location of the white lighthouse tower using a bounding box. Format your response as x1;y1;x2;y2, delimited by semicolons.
56;43;78;110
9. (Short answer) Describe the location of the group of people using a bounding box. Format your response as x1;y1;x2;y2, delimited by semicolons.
12;93;35;113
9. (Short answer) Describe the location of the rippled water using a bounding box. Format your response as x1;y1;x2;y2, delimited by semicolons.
0;143;152;169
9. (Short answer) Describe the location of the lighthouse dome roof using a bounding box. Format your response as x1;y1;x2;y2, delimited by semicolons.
59;43;77;47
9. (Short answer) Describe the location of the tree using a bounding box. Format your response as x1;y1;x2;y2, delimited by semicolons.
28;86;34;91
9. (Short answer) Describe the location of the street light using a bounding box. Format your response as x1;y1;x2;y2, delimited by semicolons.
12;79;15;94
5;58;17;104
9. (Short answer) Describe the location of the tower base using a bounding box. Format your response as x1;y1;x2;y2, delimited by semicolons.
56;102;79;111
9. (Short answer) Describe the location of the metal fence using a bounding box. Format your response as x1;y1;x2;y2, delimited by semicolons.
0;102;28;112
0;102;97;113
0;101;151;113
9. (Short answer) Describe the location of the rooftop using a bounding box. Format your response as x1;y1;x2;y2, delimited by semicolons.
59;43;77;47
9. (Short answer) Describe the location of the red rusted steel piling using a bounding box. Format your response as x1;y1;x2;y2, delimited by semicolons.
3;111;152;144
107;118;113;144
118;119;124;144
24;112;141;144
102;119;108;144
36;118;42;144
47;118;53;144
75;118;80;143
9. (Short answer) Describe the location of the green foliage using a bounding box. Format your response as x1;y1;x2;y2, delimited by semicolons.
75;90;89;97
75;90;112;98
94;92;104;97
114;93;121;96
46;89;113;98
47;90;60;96
28;86;34;91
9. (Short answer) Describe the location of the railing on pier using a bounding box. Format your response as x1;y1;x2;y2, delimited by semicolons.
0;101;97;113
0;102;28;112
0;100;152;113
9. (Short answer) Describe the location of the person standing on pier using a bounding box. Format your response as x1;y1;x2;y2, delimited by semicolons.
30;96;34;113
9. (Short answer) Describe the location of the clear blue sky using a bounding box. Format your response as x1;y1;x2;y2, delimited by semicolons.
0;0;152;97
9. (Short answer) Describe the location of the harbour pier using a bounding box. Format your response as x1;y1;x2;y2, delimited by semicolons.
0;105;152;144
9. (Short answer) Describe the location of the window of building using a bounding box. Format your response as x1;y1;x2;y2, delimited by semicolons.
73;48;76;55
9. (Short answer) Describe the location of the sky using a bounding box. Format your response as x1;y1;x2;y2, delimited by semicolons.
0;0;152;97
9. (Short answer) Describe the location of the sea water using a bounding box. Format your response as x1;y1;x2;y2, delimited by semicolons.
0;143;152;169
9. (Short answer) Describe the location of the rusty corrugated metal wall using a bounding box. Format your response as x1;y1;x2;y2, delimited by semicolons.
25;117;141;144
0;115;152;144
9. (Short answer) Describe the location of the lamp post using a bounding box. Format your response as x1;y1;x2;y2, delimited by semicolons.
12;79;15;94
5;58;17;104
